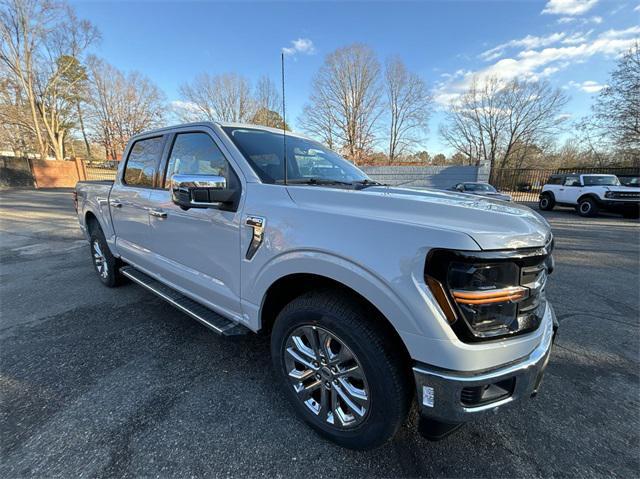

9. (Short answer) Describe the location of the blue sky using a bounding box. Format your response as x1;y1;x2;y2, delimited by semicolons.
72;0;640;154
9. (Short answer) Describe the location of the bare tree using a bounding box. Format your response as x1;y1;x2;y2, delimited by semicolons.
300;44;382;163
298;102;337;149
178;73;254;123
384;57;432;163
254;75;280;113
0;70;39;155
0;0;98;160
251;75;287;128
581;43;639;164
440;77;568;174
86;57;166;160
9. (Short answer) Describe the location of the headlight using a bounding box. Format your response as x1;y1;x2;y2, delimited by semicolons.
425;245;552;342
447;262;527;337
605;191;614;199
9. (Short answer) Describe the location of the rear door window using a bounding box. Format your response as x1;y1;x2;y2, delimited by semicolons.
123;137;164;187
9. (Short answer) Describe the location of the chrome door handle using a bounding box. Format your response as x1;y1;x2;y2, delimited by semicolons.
109;199;122;208
149;209;167;219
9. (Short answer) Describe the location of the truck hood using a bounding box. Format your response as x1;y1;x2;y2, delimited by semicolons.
601;185;640;192
287;185;551;250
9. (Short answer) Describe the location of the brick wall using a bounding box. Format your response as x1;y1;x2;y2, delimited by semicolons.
0;157;87;188
361;165;480;189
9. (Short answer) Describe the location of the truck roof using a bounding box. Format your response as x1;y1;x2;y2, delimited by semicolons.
130;121;312;142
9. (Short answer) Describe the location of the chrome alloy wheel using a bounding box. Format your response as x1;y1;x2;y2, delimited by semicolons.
580;201;591;214
284;325;370;428
92;239;109;279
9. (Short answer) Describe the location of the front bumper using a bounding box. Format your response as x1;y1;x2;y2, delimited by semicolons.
600;200;639;213
412;302;557;424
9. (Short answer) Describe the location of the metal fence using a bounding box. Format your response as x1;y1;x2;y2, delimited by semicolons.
491;166;640;202
361;165;479;189
82;160;118;181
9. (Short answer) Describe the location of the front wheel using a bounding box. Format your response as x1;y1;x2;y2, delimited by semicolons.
578;197;599;217
271;291;411;450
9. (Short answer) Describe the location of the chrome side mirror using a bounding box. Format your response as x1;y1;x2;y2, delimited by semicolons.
171;174;236;210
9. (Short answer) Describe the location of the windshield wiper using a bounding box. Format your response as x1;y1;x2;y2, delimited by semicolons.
351;179;385;189
285;178;354;186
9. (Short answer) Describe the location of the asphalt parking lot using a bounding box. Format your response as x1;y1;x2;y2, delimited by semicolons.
1;188;639;478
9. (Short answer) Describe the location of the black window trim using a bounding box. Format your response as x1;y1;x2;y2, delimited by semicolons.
121;135;167;190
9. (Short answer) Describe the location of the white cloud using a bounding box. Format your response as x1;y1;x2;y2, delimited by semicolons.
543;0;599;16
568;80;607;92
480;33;567;61
435;26;639;105
635;4;640;12
282;38;315;57
558;14;602;24
562;30;592;44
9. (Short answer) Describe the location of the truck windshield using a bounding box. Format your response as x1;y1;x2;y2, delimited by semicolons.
582;175;620;186
222;126;369;185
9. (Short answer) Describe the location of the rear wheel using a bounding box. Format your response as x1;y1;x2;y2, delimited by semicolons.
538;194;555;211
88;221;123;287
271;290;411;450
578;197;599;217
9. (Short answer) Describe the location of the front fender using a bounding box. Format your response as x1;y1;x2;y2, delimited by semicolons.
244;249;426;338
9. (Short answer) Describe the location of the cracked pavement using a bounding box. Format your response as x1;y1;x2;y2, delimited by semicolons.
1;188;638;478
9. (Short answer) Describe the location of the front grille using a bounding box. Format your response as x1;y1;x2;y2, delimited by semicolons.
610;192;640;199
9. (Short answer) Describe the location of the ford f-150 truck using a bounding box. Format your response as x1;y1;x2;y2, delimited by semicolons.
75;122;557;449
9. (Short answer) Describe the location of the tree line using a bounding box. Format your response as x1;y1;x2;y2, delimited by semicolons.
1;0;638;169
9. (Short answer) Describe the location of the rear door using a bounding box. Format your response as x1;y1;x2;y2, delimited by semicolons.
110;135;166;271
146;128;244;320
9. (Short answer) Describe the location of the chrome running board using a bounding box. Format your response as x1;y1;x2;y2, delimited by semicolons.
120;266;248;336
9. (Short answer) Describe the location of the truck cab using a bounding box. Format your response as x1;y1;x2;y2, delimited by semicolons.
75;122;558;449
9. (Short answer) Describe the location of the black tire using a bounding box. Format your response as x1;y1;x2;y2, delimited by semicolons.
578;197;599;217
538;194;555;211
88;221;123;287
271;290;411;450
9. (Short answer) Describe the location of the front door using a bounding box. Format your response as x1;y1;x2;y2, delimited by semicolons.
146;129;243;321
557;175;582;204
110;135;165;271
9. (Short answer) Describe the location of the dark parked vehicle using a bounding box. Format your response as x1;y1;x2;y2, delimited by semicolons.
618;175;639;188
450;182;512;202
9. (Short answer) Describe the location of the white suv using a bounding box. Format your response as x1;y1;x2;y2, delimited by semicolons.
539;173;640;218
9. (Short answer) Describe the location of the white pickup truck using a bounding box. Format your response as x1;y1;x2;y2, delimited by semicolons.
539;173;640;218
75;122;557;449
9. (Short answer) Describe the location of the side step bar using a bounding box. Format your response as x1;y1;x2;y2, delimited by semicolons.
120;266;248;336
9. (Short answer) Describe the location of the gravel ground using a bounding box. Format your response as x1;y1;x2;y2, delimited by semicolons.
1;189;638;478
